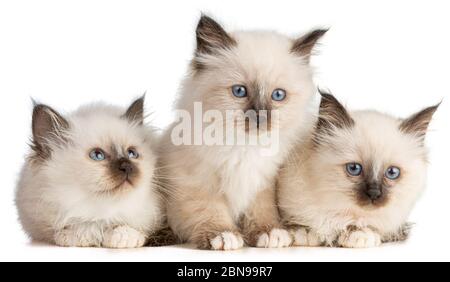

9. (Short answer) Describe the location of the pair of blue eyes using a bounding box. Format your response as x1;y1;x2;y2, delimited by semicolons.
89;148;139;161
345;163;401;180
231;85;287;101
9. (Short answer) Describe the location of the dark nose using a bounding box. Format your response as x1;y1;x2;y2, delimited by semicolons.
118;159;133;175
365;188;382;200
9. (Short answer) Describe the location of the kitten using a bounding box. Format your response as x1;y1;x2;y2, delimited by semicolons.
159;15;327;250
278;90;439;248
15;96;163;248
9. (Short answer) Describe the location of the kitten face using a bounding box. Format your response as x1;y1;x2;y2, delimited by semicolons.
312;91;439;212
181;15;327;135
31;96;156;195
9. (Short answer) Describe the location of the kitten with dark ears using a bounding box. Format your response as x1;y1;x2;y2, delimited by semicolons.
278;90;439;248
160;15;327;250
15;97;164;248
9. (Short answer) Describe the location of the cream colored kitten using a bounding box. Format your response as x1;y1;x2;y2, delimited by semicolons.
15;97;163;248
278;90;439;248
159;15;326;250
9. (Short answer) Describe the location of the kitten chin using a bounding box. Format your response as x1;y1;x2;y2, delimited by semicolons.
15;96;166;248
160;15;326;250
278;90;439;248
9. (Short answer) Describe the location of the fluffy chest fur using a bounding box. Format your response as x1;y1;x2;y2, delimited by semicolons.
214;146;284;219
51;181;161;232
17;160;162;234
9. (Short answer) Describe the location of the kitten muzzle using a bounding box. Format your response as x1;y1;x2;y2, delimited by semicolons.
365;188;382;201
245;109;271;131
110;158;138;186
356;181;389;208
364;181;383;200
118;159;134;175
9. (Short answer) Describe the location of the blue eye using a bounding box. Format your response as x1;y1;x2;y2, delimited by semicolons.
346;163;363;176
128;148;139;159
271;89;286;101
232;85;247;98
385;166;401;180
89;149;106;161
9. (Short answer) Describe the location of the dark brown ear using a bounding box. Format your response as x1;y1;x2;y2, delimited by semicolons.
195;14;236;55
31;104;69;160
399;103;440;144
124;95;145;125
291;28;328;63
316;89;354;133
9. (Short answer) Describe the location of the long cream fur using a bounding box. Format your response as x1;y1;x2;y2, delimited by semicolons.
278;93;438;248
15;100;162;248
159;16;324;250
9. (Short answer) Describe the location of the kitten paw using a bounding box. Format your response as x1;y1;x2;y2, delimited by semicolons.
292;227;322;247
54;229;97;247
102;226;146;249
338;228;381;248
209;232;244;251
256;228;292;248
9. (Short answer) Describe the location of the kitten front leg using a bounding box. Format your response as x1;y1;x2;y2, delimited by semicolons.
168;190;244;251
187;209;244;251
102;226;147;249
203;230;245;251
54;223;103;247
241;188;292;248
289;226;323;247
337;227;382;248
381;222;413;243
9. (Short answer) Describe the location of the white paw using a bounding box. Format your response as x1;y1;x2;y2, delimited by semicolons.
256;228;292;248
338;228;382;248
292;227;321;247
54;229;97;247
54;229;77;247
210;232;244;251
102;226;146;249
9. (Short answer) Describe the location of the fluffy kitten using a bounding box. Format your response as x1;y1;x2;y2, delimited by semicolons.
15;97;163;248
160;15;327;250
278;90;439;248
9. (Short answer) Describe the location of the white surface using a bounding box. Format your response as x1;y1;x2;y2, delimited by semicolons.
1;0;449;262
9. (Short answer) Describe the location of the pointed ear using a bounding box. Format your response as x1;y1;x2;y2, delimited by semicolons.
32;104;69;159
291;28;328;63
195;14;236;55
124;95;145;125
316;89;354;133
399;103;440;144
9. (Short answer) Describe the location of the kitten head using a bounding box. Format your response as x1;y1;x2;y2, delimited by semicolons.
180;15;327;136
30;96;156;195
311;90;439;215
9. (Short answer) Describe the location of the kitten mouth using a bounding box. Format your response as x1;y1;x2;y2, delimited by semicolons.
356;195;388;209
121;178;134;187
110;178;134;192
123;178;134;186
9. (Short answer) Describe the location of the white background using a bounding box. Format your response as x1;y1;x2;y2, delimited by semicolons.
0;0;449;262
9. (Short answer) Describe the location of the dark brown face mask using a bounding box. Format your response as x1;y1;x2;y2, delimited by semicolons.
355;177;391;208
98;145;143;192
